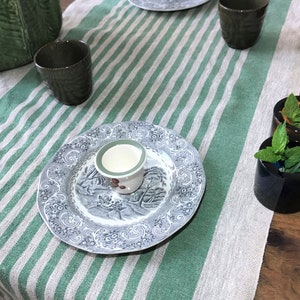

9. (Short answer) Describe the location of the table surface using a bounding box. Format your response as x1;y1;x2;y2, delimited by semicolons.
59;1;300;298
255;213;300;299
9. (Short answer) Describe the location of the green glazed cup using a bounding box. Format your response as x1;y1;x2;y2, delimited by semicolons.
218;0;269;50
34;40;92;106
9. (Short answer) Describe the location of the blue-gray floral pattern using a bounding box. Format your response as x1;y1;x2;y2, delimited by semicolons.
37;121;206;254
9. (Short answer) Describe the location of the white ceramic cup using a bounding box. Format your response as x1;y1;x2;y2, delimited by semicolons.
94;139;146;194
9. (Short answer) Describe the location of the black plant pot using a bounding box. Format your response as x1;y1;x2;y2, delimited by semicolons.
254;137;300;213
272;95;300;143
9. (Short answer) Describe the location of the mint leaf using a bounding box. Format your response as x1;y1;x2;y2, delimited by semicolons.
285;162;300;173
284;146;300;168
272;122;288;154
284;93;299;119
254;146;283;162
292;111;300;123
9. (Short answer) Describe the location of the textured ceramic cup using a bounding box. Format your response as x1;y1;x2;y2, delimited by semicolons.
218;0;269;50
95;139;147;194
34;40;92;105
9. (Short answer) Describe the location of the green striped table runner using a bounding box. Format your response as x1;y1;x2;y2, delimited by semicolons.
0;0;295;299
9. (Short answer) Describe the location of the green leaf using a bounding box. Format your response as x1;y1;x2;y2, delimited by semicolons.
285;146;300;157
284;93;299;119
291;111;300;123
284;161;300;173
284;146;300;168
254;146;283;162
272;122;289;154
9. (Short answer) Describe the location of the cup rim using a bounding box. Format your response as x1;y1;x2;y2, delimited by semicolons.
95;139;146;178
218;0;269;12
33;39;90;71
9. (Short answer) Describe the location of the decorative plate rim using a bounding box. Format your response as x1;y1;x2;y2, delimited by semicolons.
128;0;210;11
37;121;206;254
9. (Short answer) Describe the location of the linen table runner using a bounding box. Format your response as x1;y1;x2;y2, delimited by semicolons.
0;0;297;299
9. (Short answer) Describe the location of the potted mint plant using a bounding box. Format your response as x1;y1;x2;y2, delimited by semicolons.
254;122;300;213
272;93;300;143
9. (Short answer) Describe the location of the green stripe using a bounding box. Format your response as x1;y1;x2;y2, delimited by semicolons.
88;7;141;59
82;12;165;129
0;211;44;298
64;0;124;41
152;8;218;125
179;46;241;141
106;7;213;124
155;12;221;127
145;1;291;299
55;252;86;300
66;5;144;135
96;256;128;299
0;195;36;249
17;233;53;300
135;5;216;123
0;103;72;222
0;95;58;181
0;286;14;300
0;70;40;125
34;245;69;300
0;86;44;143
74;259;106;299
121;251;155;300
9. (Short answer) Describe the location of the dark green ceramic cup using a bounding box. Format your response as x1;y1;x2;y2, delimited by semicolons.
34;40;92;105
218;0;269;50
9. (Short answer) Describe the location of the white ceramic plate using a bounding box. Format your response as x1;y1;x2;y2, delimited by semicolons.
37;121;206;254
128;0;210;11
